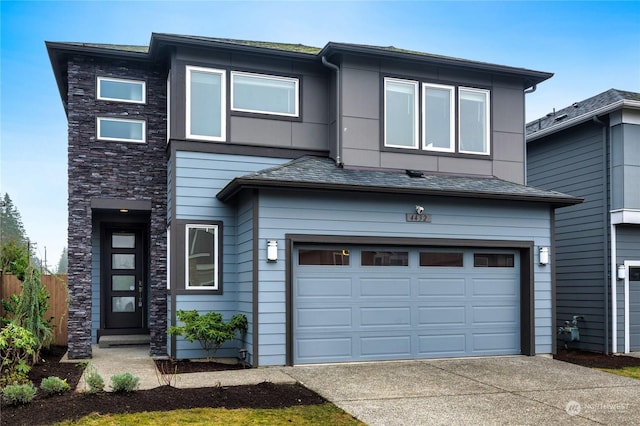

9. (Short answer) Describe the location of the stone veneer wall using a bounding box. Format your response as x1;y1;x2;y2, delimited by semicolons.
67;56;167;358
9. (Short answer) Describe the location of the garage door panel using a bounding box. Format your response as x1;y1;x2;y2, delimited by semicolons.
296;337;352;361
418;334;466;356
296;277;352;298
296;307;352;328
360;278;411;297
472;332;519;353
472;278;519;296
360;335;411;357
418;278;466;297
360;307;411;327
472;305;518;325
418;306;466;325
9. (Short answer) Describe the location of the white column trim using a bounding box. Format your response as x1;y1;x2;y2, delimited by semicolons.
611;222;618;353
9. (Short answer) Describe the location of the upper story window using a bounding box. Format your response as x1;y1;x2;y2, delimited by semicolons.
97;77;145;103
231;71;299;117
186;66;226;141
97;117;145;143
384;78;419;149
384;77;490;156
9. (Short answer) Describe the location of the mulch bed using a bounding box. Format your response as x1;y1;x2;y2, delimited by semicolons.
554;348;640;369
0;346;324;426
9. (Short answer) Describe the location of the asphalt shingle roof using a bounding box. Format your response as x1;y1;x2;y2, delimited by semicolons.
527;89;640;137
217;156;581;206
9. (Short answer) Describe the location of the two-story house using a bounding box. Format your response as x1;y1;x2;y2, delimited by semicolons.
527;89;640;355
47;33;580;365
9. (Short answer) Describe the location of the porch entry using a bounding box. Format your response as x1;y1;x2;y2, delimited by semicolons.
101;225;148;334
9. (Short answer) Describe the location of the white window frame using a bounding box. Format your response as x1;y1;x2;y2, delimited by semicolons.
185;224;219;290
384;77;419;149
97;77;146;103
166;70;171;144
231;71;299;117
185;65;226;142
96;117;146;143
458;87;491;156
422;83;455;153
166;225;171;290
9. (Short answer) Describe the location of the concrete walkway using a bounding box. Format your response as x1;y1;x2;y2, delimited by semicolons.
67;348;640;424
67;345;295;392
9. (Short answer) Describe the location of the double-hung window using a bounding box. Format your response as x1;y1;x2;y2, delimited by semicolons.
384;78;419;149
186;66;226;141
231;71;299;117
384;77;490;155
185;224;219;290
97;77;145;103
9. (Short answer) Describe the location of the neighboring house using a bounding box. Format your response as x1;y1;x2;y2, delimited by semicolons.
527;89;640;354
47;33;580;366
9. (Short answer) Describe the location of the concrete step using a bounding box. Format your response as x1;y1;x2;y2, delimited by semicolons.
98;334;150;349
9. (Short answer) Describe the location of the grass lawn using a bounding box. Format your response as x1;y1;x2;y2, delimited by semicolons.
599;366;640;380
56;403;364;425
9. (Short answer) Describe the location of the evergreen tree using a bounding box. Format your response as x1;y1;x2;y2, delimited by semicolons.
56;247;68;274
0;193;27;246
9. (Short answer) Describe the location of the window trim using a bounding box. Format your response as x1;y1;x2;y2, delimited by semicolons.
383;77;419;150
185;223;219;291
96;117;146;143
97;76;146;104
458;86;491;156
231;71;300;117
185;65;226;142
422;83;455;153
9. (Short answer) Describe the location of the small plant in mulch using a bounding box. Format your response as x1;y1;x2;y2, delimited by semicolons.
167;310;248;362
0;322;37;387
110;372;140;393
84;364;105;393
40;376;69;396
155;359;178;387
1;382;36;406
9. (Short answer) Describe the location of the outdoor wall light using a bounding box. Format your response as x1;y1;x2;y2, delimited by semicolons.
539;246;549;265
617;264;626;280
267;240;278;262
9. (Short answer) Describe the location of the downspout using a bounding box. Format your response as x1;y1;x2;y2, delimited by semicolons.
322;56;342;167
593;115;610;353
523;84;537;185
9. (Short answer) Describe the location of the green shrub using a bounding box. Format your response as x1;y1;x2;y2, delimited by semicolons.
40;376;70;396
84;365;105;393
110;373;140;393
2;382;36;405
0;322;37;387
167;310;248;361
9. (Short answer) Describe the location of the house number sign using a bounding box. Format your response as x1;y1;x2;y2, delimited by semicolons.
406;213;432;223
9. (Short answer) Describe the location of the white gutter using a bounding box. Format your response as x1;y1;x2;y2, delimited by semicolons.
527;99;640;142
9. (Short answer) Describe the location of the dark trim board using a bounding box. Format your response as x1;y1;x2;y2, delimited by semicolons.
284;234;535;365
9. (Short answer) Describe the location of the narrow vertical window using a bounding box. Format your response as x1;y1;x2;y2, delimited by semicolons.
185;224;218;290
384;78;418;149
423;83;454;152
459;88;490;155
186;66;226;141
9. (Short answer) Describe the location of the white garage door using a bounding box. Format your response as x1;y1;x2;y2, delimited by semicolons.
293;246;521;364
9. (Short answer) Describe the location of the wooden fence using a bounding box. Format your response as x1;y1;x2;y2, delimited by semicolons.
0;274;68;346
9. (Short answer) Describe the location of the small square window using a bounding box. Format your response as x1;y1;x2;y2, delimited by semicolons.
474;253;514;268
97;117;145;143
232;71;299;117
97;77;145;103
362;251;409;266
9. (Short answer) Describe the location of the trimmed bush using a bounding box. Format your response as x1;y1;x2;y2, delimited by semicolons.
84;365;105;393
2;382;36;405
40;376;70;396
110;373;140;393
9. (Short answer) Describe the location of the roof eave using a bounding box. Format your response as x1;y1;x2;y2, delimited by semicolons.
217;178;583;207
320;42;553;87
527;99;640;142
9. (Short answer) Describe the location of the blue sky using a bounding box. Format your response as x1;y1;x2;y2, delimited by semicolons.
1;0;639;269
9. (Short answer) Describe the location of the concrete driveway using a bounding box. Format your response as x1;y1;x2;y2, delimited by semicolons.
285;356;640;425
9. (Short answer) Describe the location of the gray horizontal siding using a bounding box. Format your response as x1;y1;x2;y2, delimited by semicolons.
256;191;553;365
527;122;607;352
236;193;254;365
172;152;288;360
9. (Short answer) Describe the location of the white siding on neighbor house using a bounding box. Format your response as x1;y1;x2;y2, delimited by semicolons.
172;152;288;359
256;191;553;366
